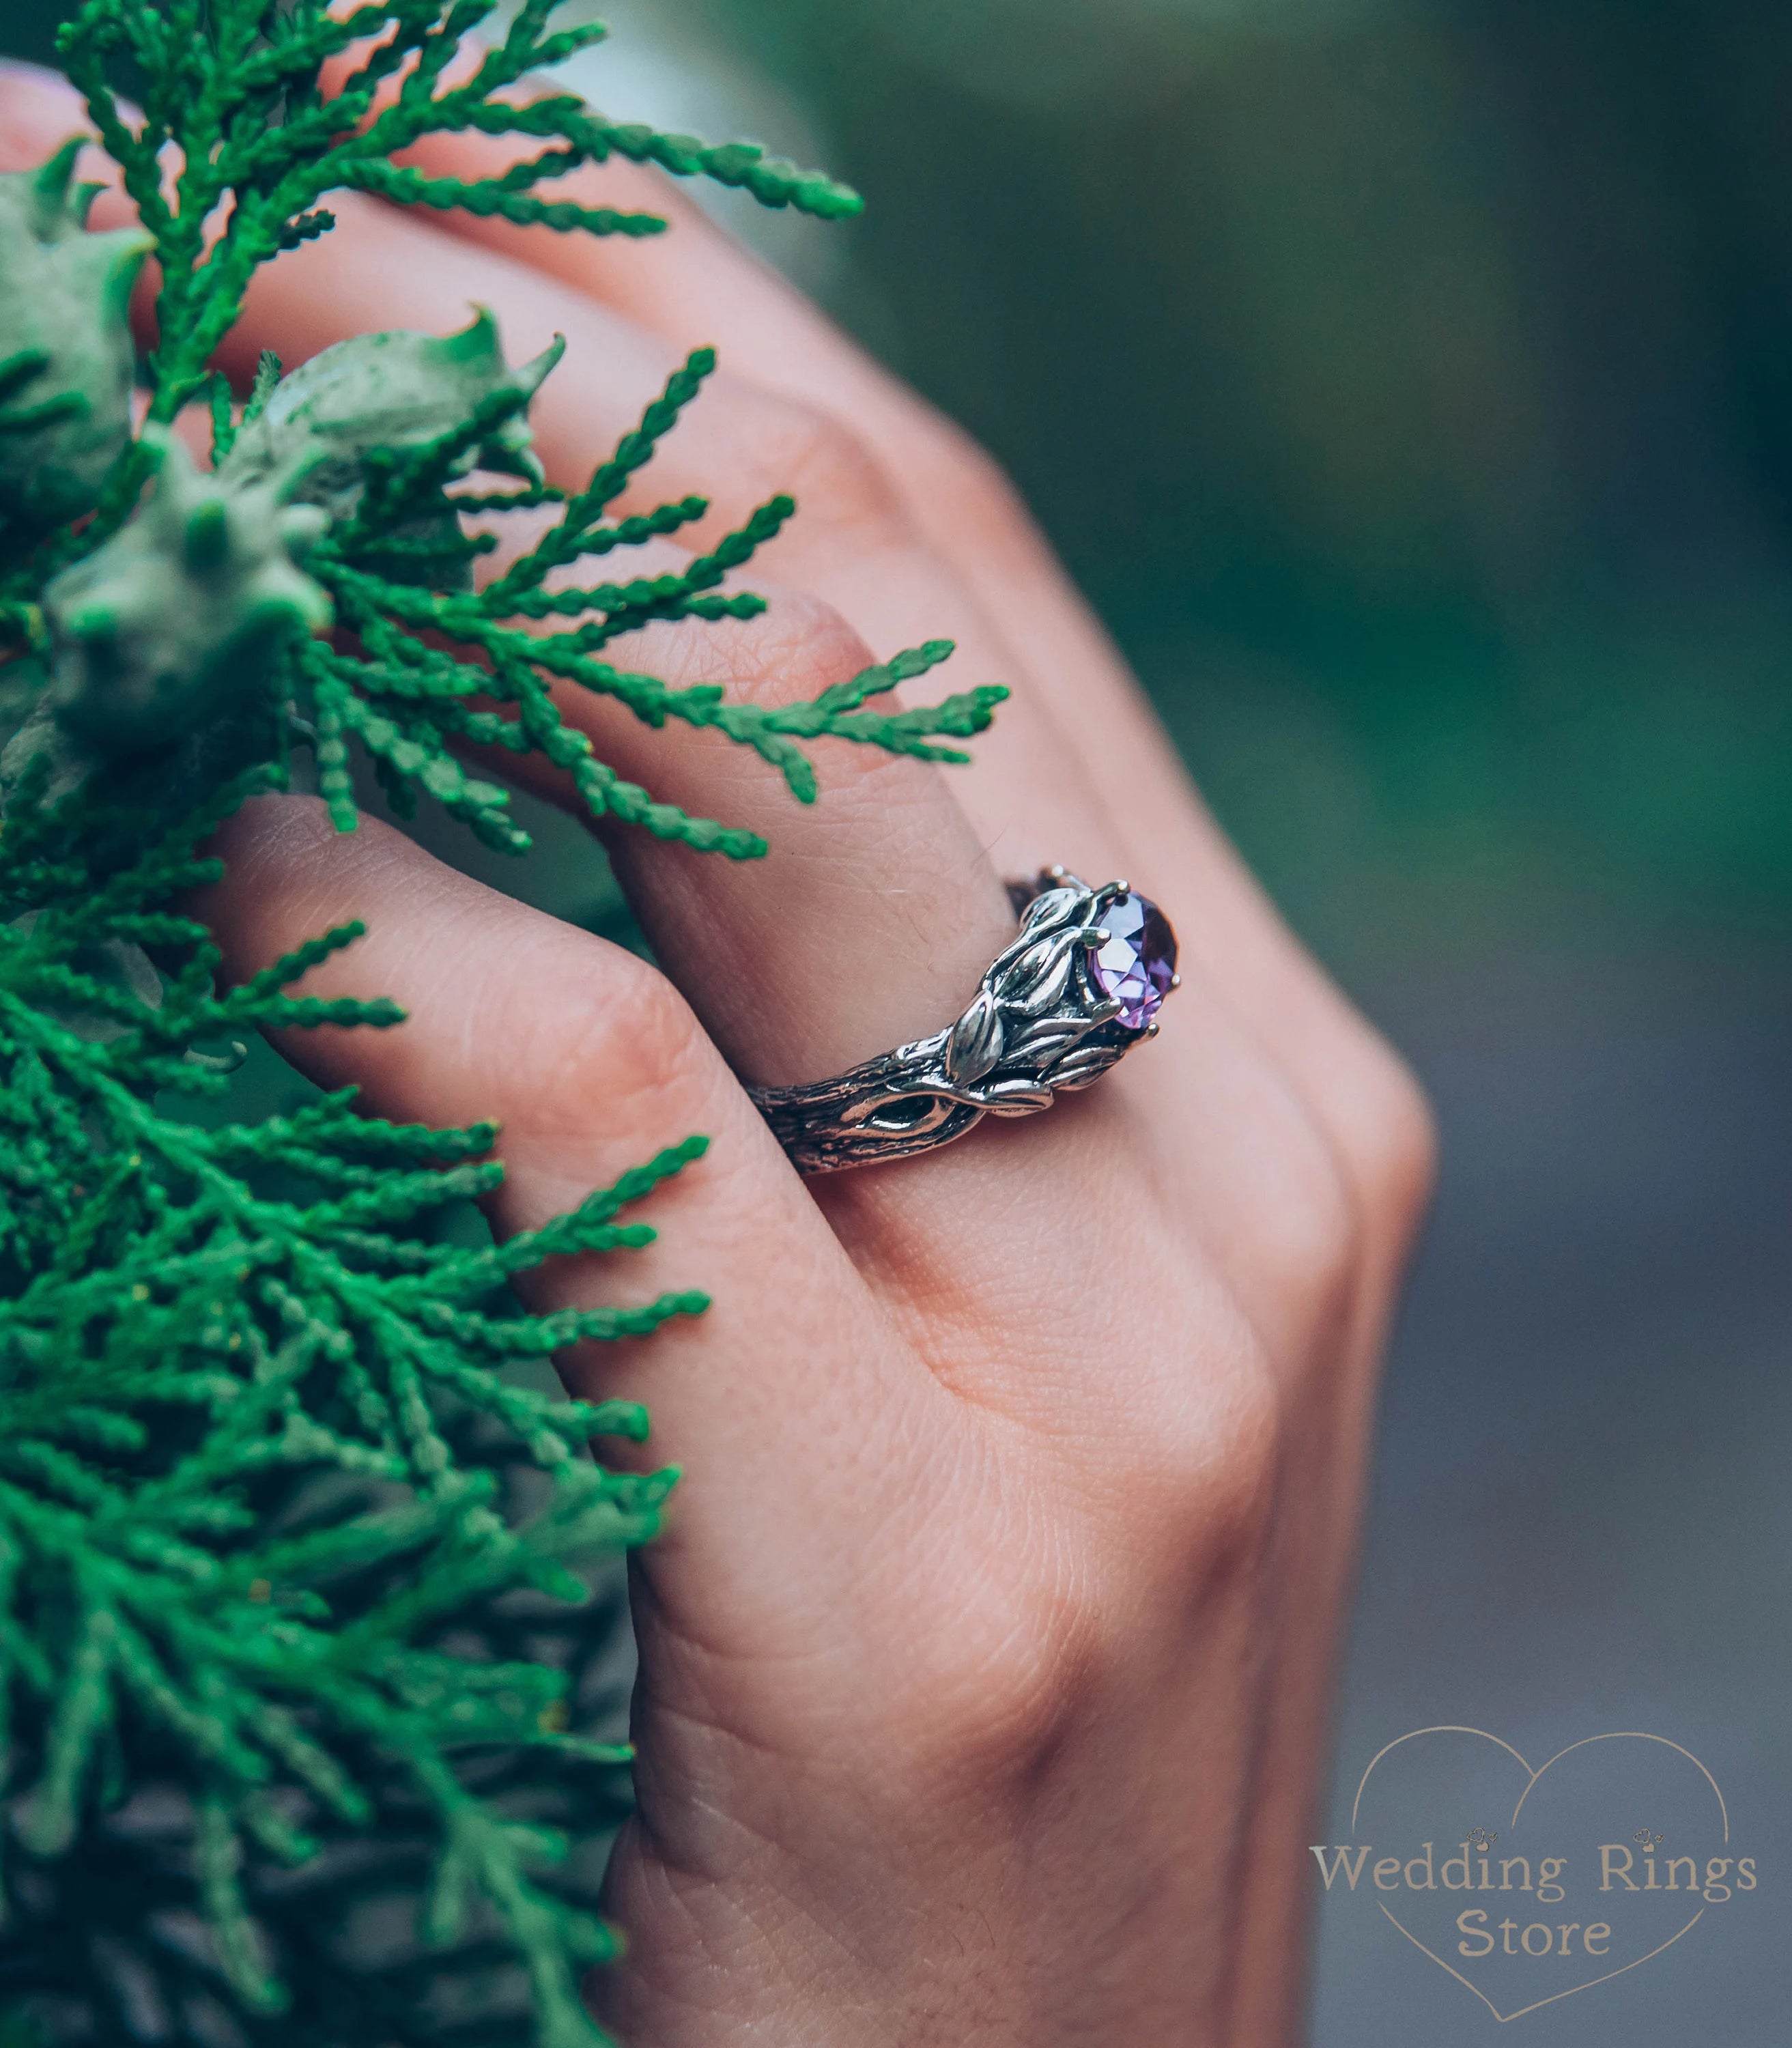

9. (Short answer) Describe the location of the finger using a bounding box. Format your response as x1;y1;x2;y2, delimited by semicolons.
192;799;881;1445
0;58;1316;1354
204;180;1167;1137
197;794;989;1693
102;79;1132;886
445;525;1300;1374
0;65;1035;1093
455;524;1023;1091
201;161;1120;904
233;76;1425;1298
199;795;773;1230
0;63;1164;1010
361;91;1318;925
412;495;1355;1384
0;57;1365;1084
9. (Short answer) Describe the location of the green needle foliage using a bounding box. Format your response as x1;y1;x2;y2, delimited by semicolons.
0;771;693;2040
0;3;1004;2043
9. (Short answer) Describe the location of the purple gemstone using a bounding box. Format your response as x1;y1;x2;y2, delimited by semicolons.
1087;891;1177;1029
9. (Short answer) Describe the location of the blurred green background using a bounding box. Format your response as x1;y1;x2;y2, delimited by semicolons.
687;0;1792;973
4;3;1791;2040
674;0;1792;975
600;0;1792;976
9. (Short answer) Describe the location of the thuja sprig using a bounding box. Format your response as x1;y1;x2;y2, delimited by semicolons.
0;1555;639;2048
297;332;1004;856
7;0;1007;859
57;0;860;436
0;766;702;2044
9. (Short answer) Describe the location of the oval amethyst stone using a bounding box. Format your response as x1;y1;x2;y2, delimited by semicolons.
1087;891;1177;1029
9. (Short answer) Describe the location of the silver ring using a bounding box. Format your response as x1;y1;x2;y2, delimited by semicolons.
748;868;1180;1174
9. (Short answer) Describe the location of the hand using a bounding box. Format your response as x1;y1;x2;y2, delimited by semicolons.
0;57;1433;2047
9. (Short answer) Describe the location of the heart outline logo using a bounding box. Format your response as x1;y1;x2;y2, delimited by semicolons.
1349;1726;1729;2023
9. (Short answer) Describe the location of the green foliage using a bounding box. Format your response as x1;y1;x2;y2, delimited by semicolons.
0;2;1004;2044
3;0;1006;855
290;324;999;858
55;0;863;438
0;756;709;2045
1;1564;639;2048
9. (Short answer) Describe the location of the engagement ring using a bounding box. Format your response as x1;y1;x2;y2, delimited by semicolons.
749;868;1179;1173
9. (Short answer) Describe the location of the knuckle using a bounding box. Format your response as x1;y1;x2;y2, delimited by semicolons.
1311;1021;1438;1255
892;1356;1290;1791
499;928;716;1143
870;1343;1290;1802
741;389;908;537
701;586;876;716
1128;1320;1285;1583
1246;1111;1367;1343
1186;1341;1284;1567
890;1549;1098;1789
1348;1039;1438;1244
924;423;1029;530
942;1630;1090;1787
880;388;1019;511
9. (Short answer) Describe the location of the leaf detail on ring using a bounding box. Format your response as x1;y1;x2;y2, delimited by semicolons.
1018;885;1081;937
1004;1024;1080;1064
1011;941;1078;1016
1049;1047;1120;1090
983;1078;1055;1113
945;988;1004;1084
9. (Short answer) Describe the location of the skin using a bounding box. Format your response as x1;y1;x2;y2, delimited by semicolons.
0;52;1434;2047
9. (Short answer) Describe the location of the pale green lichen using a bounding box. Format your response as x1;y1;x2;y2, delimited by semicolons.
0;139;152;547
220;309;561;524
0;436;331;814
46;433;331;753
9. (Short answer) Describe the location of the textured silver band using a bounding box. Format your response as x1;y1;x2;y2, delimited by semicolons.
748;868;1178;1174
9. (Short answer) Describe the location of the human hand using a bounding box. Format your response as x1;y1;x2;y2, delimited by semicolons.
0;54;1433;2047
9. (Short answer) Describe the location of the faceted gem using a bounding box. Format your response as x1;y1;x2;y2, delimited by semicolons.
1087;891;1177;1028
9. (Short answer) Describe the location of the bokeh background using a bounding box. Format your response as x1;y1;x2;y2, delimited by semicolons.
4;1;1791;2038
